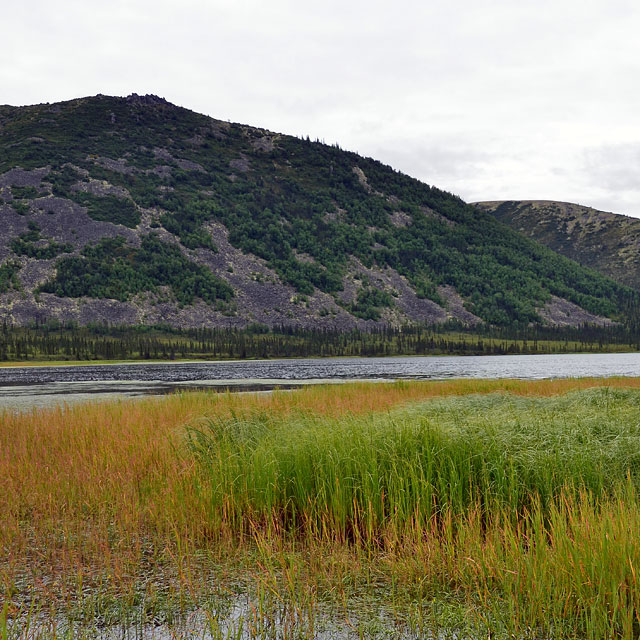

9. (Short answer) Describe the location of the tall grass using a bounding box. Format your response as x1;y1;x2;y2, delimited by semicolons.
188;388;640;541
4;379;640;637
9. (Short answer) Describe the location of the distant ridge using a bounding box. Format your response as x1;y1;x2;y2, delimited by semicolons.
476;200;640;292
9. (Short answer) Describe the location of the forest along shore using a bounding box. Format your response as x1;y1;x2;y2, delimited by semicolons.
0;321;639;363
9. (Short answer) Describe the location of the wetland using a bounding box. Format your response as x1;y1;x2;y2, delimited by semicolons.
4;378;640;638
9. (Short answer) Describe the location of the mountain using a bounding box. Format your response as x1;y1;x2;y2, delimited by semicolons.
475;200;640;292
0;94;635;330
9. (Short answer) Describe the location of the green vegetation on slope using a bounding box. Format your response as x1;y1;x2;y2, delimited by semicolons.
9;220;73;259
349;286;395;320
478;199;640;293
71;191;140;227
49;165;142;227
38;234;234;306
1;95;638;327
0;261;20;294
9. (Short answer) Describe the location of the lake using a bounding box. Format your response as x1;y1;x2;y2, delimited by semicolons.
2;351;640;411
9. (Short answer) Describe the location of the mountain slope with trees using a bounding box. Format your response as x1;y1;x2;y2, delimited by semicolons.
476;200;640;292
0;94;636;331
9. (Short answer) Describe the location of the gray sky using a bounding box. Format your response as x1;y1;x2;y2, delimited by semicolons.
4;0;640;215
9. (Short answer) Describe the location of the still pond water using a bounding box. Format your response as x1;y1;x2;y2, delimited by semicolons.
2;352;640;411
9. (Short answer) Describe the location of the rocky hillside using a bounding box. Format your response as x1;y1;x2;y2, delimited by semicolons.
476;200;640;292
0;94;635;330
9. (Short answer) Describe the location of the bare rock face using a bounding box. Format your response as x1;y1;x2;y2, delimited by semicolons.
152;147;174;162
152;147;205;172
389;210;411;228
125;93;170;107
537;295;616;328
6;294;141;326
229;156;250;172
0;167;50;187
175;158;205;172
29;198;138;245
437;286;482;325
17;260;57;291
71;179;130;199
91;156;135;175
251;136;275;152
352;166;384;197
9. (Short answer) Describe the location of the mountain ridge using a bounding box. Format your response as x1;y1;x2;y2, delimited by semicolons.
475;200;640;292
0;94;635;330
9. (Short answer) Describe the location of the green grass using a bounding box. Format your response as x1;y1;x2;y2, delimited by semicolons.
5;383;640;638
188;388;640;539
183;388;640;637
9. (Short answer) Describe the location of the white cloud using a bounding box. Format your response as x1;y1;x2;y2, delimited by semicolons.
3;0;640;215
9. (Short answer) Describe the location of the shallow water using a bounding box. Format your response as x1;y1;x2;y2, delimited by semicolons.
1;352;639;411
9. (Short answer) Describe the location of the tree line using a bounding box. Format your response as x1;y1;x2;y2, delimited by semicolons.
0;321;637;362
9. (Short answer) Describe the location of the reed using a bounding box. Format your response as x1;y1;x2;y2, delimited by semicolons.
3;379;640;637
187;388;640;540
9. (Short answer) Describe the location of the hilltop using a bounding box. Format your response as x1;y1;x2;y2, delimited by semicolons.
0;94;635;330
476;200;640;292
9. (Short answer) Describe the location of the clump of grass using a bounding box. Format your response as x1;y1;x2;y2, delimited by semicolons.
188;387;640;542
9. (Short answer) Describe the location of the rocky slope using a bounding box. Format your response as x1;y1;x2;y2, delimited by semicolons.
0;95;634;330
476;200;640;292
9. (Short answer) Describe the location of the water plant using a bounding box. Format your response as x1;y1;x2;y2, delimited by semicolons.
3;379;640;637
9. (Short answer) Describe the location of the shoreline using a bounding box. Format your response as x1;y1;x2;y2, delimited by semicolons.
0;348;639;369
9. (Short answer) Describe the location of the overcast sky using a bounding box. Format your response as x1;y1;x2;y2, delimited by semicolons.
4;0;640;215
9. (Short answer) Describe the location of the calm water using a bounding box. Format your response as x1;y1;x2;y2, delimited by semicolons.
2;352;640;411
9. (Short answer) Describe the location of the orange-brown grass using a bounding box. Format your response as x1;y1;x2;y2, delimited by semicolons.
270;376;640;414
3;378;640;637
3;376;640;566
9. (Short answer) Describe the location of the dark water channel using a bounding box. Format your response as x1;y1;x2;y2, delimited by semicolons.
2;352;640;411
